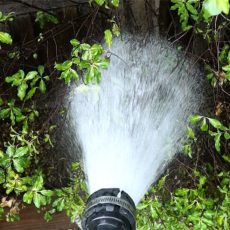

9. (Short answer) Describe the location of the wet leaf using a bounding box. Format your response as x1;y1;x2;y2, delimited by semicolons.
214;133;221;152
55;60;72;71
38;65;44;76
15;146;29;157
39;79;46;94
187;127;195;139
25;71;37;81
0;108;10;119
189;114;202;124
224;132;230;140
200;118;208;131
104;29;113;48
208;118;226;130
70;39;80;47
33;193;46;208
26;87;37;100
95;0;105;6
13;158;29;173
111;0;119;7
0;32;12;44
23;191;33;204
17;83;28;100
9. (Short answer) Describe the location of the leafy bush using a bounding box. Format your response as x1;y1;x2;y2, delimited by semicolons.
0;3;118;223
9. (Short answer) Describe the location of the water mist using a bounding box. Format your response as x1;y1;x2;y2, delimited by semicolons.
70;35;203;229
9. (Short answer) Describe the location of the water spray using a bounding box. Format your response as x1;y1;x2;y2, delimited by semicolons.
70;35;203;230
82;188;135;230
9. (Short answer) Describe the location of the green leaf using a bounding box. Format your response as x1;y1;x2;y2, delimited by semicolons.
0;155;11;168
52;198;65;211
6;146;15;157
223;65;230;72
95;0;105;6
186;3;198;15
200;118;208;131
5;70;24;86
199;175;207;187
23;191;34;204
183;144;192;158
112;23;120;37
189;114;202;124
222;154;230;163
136;203;149;210
38;65;44;76
70;68;79;80
72;57;80;65
70;39;80;47
0;31;12;44
214;133;221;152
33;192;46;208
0;168;5;184
25;87;37;100
13;157;29;173
224;132;230;140
44;211;54;222
91;44;103;56
39;79;46;94
40;190;54;197
35;11;58;29
208;118;226;130
17;83;28;100
96;58;110;69
12;107;22;116
111;0;119;7
15;146;29;157
25;71;38;81
104;29;113;48
80;43;91;51
33;174;44;190
55;60;72;71
44;75;50;81
0;108;10;119
10;111;15;125
187;127;195;139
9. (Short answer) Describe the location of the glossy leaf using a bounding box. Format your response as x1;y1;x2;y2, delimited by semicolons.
189;114;202;124
39;79;46;94
104;29;113;48
0;31;12;44
17;83;28;100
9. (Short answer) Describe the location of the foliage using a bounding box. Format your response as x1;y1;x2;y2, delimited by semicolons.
0;11;14;44
44;163;87;223
0;1;119;224
35;11;59;29
137;171;230;230
91;0;119;8
185;115;229;156
5;66;49;101
0;11;14;22
171;0;229;31
55;40;109;84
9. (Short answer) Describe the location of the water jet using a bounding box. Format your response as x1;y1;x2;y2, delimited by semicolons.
70;35;203;229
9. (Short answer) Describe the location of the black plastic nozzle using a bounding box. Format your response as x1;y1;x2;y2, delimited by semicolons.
82;188;136;230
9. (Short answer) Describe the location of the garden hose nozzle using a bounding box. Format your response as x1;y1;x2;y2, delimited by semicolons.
82;188;136;230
